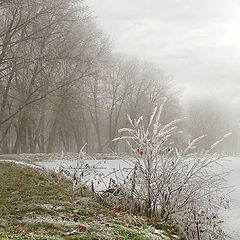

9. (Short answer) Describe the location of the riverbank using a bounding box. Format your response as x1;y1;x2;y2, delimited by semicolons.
0;153;132;163
0;161;179;240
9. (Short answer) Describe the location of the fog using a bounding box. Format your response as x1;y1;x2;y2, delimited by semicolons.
88;0;240;105
1;0;240;154
1;1;240;239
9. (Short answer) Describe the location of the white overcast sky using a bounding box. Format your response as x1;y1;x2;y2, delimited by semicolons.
87;0;240;105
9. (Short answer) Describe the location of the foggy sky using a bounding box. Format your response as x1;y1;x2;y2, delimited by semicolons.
87;0;240;105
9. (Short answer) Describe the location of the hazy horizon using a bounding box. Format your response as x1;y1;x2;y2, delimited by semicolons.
87;0;240;107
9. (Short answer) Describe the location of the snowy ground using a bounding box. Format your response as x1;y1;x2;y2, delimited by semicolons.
35;156;240;239
35;159;133;191
218;157;240;239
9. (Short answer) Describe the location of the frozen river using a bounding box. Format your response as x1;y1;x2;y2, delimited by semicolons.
218;157;240;240
35;158;133;190
35;156;240;239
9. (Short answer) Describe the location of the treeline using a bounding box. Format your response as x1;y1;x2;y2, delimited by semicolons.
0;0;239;154
185;98;240;155
0;0;181;153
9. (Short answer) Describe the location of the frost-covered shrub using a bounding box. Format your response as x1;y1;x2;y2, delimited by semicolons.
58;144;105;197
113;105;230;240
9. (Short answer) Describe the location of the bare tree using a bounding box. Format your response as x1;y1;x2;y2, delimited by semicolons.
0;0;110;153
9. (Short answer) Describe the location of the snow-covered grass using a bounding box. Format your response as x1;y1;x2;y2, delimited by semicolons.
0;161;179;240
30;155;240;240
1;153;239;239
0;159;42;169
0;152;132;163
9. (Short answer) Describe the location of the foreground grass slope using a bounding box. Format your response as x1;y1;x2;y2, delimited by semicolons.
0;162;179;240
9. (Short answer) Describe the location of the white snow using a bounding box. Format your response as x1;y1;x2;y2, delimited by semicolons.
218;157;240;240
34;156;240;239
0;160;42;169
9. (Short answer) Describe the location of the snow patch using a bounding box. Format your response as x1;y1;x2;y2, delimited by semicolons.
0;160;43;169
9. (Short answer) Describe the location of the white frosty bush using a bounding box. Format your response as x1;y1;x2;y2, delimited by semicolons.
58;144;105;197
113;105;230;240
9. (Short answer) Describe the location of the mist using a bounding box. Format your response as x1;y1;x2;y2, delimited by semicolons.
1;0;240;239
